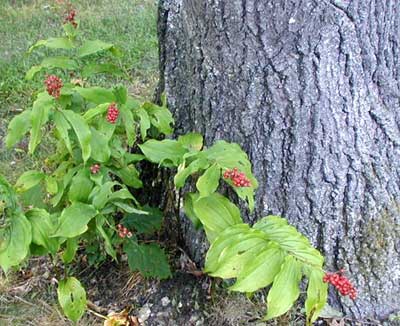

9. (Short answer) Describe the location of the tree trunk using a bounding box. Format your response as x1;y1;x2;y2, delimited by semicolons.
157;0;400;321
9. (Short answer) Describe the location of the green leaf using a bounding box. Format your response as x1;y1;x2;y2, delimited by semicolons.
134;107;150;141
122;205;162;235
196;164;221;198
119;106;136;146
0;211;32;272
229;244;284;292
174;156;209;188
83;103;109;122
29;92;54;154
68;169;94;203
113;166;142;188
254;216;324;267
54;111;73;154
123;240;171;279
264;256;302;320
52;203;97;238
142;102;174;135
26;209;59;255
26;57;78;79
62;237;79;264
205;226;268;279
45;176;58;195
90;181;118;210
28;37;74;53
113;85;127;104
178;133;203;151
62;110;91;163
6;110;32;148
81;63;123;78
57;277;87;323
193;193;242;242
75;87;116;104
183;193;202;229
305;269;328;325
139;139;187;167
15;170;45;192
95;215;117;260
90;128;111;163
77;40;117;57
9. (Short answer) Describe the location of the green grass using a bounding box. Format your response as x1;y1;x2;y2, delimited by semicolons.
0;0;158;182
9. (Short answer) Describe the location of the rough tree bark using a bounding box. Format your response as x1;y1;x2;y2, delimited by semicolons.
157;0;400;321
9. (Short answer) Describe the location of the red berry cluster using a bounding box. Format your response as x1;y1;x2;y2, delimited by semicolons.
323;270;357;300
223;168;251;187
107;103;119;124
90;164;100;174
117;224;132;238
44;75;63;98
64;9;77;28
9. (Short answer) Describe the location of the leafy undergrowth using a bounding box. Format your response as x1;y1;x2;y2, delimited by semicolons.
0;0;158;182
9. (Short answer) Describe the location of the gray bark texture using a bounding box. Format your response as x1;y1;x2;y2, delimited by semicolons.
157;0;400;321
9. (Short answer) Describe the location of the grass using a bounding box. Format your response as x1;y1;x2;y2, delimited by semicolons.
0;1;158;324
0;0;158;182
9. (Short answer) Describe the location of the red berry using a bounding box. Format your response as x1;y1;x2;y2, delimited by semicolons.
90;164;100;174
106;103;119;124
44;75;63;98
323;270;357;300
223;168;251;187
64;9;77;28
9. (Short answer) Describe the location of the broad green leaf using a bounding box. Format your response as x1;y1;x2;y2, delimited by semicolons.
15;170;45;192
95;215;116;260
265;256;302;320
230;244;284;292
29;92;54;154
119;106;136;146
52;203;97;238
25;66;42;80
26;57;78;79
124;240;171;279
206;229;268;279
113;166;142;188
45;176;58;195
142;102;174;135
54;111;72;154
108;188;135;202
0;211;32;272
113;85;127;104
122;205;162;235
28;37;74;53
178;133;203;151
62;110;91;163
134;107;150;141
196;164;221;198
81;63;123;78
193;193;242;242
139;139;187;167
83;103;109;122
90;181;118;210
74;87;116;104
205;224;251;272
5;110;31;148
26;209;59;255
174;157;209;188
68;169;94;203
183;193;202;229
90;128;111;163
305;269;328;325
62;237;79;264
57;277;87;323
77;40;116;57
254;216;324;267
113;202;148;214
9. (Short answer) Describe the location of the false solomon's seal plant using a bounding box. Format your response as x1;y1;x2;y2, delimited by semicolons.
1;7;355;325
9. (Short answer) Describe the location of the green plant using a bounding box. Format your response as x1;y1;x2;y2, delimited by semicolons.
0;6;355;325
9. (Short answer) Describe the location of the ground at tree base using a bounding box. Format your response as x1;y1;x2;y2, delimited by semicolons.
1;255;395;326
